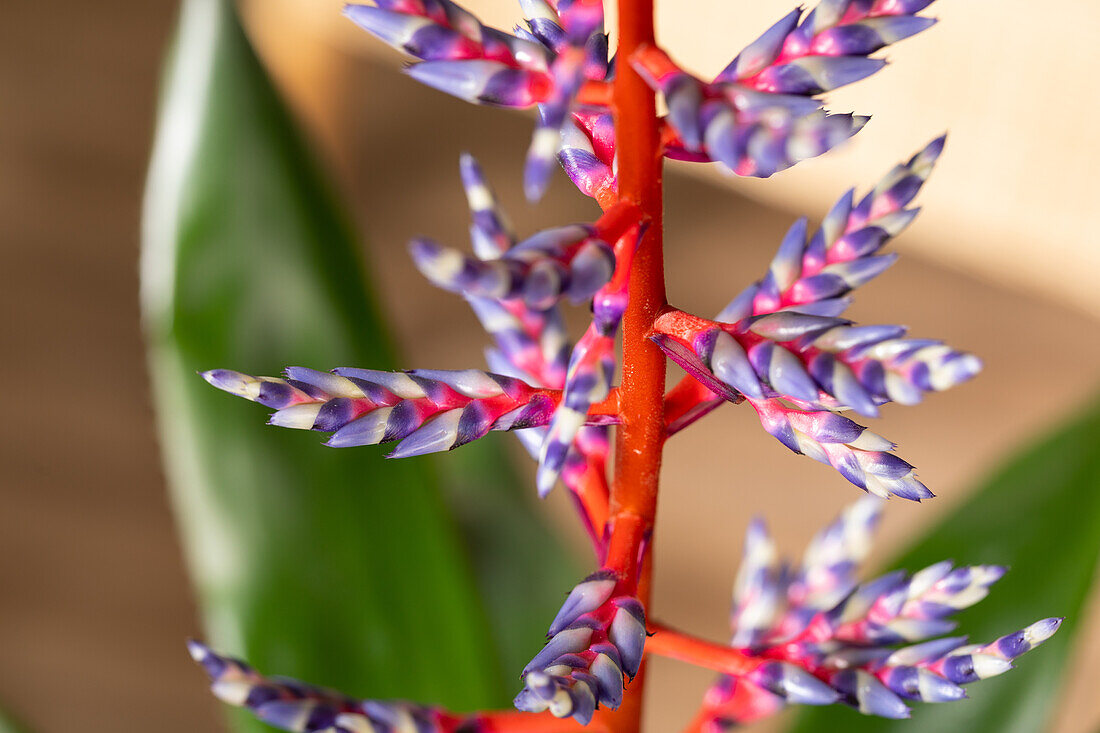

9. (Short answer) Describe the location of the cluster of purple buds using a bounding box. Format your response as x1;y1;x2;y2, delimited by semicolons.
559;109;617;203
631;1;937;177
345;0;611;200
200;366;613;459
693;498;1062;725
410;227;615;310
749;398;930;501
713;1;937;92
419;157;641;505
187;640;457;733
515;571;646;724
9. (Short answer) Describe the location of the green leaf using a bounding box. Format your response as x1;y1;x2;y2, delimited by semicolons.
0;707;30;733
788;400;1100;733
439;445;584;678
141;0;528;725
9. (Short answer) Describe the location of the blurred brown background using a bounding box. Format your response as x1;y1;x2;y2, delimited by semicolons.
1;1;1098;731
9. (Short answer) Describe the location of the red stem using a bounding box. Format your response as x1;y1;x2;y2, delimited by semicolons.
597;0;665;730
645;622;760;676
663;379;727;436
476;710;609;733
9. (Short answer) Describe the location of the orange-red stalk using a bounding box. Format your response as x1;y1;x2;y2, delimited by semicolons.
597;0;665;730
478;711;610;733
646;623;760;676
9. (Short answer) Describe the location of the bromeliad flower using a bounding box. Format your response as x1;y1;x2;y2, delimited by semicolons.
188;1;1064;731
201;366;618;458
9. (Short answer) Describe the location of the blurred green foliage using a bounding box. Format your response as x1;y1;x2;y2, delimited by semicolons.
142;0;576;729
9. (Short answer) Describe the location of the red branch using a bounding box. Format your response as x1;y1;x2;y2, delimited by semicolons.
646;622;760;676
596;0;666;730
477;710;610;732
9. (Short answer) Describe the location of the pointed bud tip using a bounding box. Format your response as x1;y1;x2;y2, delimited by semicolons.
186;638;209;662
1029;617;1064;643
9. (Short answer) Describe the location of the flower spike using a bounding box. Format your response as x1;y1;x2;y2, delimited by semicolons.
685;500;1060;728
201;367;616;458
515;571;646;724
559;110;617;205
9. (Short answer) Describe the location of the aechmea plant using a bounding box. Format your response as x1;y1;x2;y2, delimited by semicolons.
190;0;1062;731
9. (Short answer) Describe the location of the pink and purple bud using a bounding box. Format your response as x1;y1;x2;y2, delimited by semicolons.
344;2;550;70
747;398;932;500
515;571;646;724
929;618;1063;685
519;0;567;52
406;60;554;107
675;104;868;179
524;47;588;201
459;153;515;260
555;0;605;45
201;367;612;459
558;110;617;203
536;323;616;497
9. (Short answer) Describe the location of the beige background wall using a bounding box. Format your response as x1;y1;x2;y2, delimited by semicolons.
252;0;1100;318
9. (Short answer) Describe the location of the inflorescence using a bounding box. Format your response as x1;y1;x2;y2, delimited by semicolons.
189;1;1061;731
